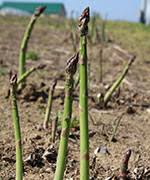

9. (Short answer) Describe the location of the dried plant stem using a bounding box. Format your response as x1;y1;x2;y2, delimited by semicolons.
78;7;90;180
90;15;96;44
70;31;77;53
51;113;58;143
104;56;135;106
110;113;124;142
10;74;23;180
18;6;46;88
99;47;103;83
43;79;57;129
54;53;78;180
101;19;107;43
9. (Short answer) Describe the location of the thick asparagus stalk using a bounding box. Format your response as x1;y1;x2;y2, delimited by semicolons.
10;74;23;180
78;7;90;180
54;53;78;180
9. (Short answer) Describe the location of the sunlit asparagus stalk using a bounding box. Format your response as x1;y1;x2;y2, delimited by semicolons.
78;7;90;180
104;56;135;106
18;6;46;88
54;53;78;180
43;79;57;129
10;74;23;180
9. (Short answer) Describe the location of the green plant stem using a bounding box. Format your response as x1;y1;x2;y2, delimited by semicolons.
54;53;78;180
17;67;35;85
43;79;57;129
104;56;135;106
10;74;23;180
78;7;90;180
18;6;46;88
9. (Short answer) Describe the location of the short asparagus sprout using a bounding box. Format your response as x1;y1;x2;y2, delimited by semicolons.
119;149;131;180
10;74;23;180
78;7;90;180
54;53;79;180
18;6;46;89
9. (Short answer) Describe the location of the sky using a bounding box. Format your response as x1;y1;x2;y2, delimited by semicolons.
0;0;141;22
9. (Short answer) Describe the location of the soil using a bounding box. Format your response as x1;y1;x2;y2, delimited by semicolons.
0;16;150;180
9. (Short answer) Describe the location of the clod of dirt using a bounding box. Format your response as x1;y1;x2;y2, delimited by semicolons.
24;147;45;168
126;105;136;114
94;146;110;155
42;145;57;163
132;166;150;180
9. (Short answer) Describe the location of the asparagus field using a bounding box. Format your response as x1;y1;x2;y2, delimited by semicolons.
0;7;150;180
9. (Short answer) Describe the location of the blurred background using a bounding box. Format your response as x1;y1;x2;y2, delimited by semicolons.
0;0;144;22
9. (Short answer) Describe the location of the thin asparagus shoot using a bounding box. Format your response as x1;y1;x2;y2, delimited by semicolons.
104;55;135;106
17;64;45;86
78;7;90;180
10;74;23;180
43;79;57;129
54;53;78;180
18;6;46;89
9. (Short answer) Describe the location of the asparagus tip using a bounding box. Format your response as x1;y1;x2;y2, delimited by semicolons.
35;6;47;16
65;53;79;75
78;7;90;35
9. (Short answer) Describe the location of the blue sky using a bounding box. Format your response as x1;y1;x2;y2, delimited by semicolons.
0;0;141;22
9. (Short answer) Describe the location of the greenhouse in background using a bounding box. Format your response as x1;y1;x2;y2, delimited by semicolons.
0;1;66;16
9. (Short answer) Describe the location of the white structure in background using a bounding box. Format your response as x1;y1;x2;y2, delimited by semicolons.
140;0;150;24
0;7;30;16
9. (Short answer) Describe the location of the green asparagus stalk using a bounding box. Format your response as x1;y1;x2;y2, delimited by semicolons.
104;56;135;106
10;74;23;180
43;79;57;129
78;7;90;180
54;53;78;180
17;64;46;86
18;6;46;88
